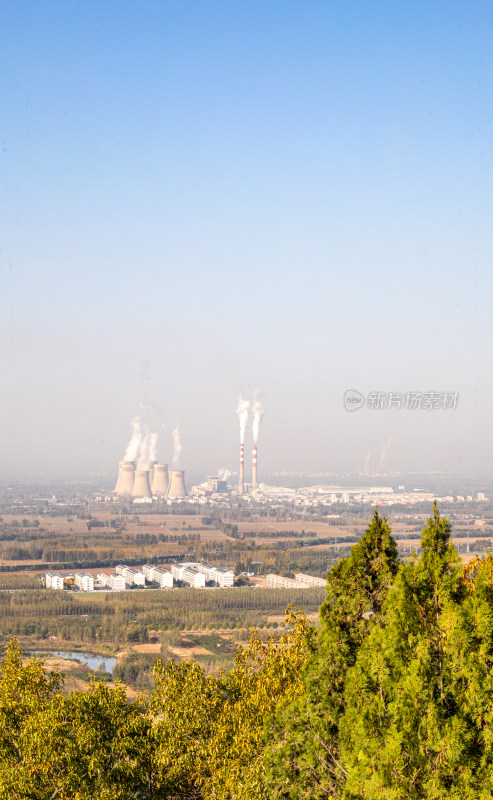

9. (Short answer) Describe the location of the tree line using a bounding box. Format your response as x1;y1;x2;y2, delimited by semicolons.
3;505;493;797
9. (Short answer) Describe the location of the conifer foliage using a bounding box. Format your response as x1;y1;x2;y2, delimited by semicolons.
340;503;493;799
264;509;399;799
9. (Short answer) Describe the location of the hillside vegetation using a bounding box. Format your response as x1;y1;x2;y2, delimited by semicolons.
1;505;493;799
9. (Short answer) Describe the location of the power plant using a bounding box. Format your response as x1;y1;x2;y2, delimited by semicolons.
151;464;169;496
132;469;152;498
115;461;136;495
114;417;187;501
149;460;158;483
167;469;187;499
114;393;265;501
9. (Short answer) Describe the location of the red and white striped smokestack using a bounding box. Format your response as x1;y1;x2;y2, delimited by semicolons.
252;445;257;490
239;443;245;494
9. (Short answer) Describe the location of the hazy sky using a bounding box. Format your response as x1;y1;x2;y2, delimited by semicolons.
2;1;493;480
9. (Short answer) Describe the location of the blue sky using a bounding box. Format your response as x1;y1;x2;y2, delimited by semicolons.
2;1;493;479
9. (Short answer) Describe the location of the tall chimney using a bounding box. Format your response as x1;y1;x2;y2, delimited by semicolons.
252;445;257;490
167;469;187;499
239;443;245;494
131;469;152;498
151;463;169;496
115;461;135;495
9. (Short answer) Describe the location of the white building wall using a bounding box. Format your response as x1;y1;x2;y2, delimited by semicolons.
109;574;126;591
142;564;155;581
75;572;94;592
294;573;326;587
266;573;306;589
47;573;64;590
210;568;234;587
170;563;186;580
152;568;173;588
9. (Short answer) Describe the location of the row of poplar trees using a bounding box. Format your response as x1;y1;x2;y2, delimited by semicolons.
2;504;493;798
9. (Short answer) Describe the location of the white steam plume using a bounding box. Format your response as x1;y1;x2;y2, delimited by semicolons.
236;394;250;444
172;424;182;467
363;451;371;475
137;423;151;470
217;468;232;482
252;390;265;444
149;432;159;463
378;436;392;473
123;417;143;462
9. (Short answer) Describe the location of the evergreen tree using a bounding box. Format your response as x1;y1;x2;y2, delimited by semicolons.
265;509;399;799
340;503;493;799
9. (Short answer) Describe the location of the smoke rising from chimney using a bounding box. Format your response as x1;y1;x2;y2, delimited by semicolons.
124;417;143;462
123;415;160;470
236;394;250;443
252;390;265;444
137;426;151;470
172;424;182;467
148;432;158;463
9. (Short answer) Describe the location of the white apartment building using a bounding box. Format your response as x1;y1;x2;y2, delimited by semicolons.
170;563;186;581
142;564;155;581
115;564;128;577
294;573;326;588
152;567;173;588
108;574;126;591
181;565;206;588
45;572;64;590
209;567;234;587
265;573;306;589
123;567;145;587
75;572;94;592
192;563;216;581
97;573;111;587
176;562;235;588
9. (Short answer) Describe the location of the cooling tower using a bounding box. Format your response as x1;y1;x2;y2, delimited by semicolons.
239;443;245;494
149;460;158;482
132;469;152;498
151;463;169;496
167;469;187;499
115;461;136;495
252;445;257;490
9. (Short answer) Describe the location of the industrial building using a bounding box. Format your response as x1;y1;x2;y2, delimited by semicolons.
114;458;186;501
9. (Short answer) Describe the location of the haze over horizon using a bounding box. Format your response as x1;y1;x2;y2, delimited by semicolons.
2;2;493;480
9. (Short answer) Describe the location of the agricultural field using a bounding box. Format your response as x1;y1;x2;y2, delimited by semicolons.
1;502;492;694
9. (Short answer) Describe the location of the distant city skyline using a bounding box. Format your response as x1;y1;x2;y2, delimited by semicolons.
2;2;493;479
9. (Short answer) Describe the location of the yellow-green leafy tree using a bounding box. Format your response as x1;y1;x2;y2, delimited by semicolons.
151;606;317;799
